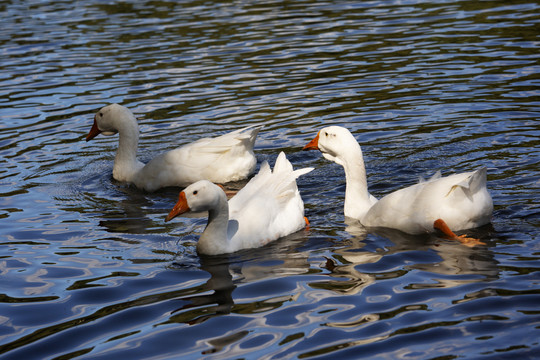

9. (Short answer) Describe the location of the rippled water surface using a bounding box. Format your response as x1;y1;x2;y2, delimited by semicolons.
1;0;539;359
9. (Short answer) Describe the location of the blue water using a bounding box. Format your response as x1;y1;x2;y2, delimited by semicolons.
1;0;539;359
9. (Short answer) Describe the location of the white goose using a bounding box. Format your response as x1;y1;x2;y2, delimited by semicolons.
304;126;493;246
165;152;313;255
86;104;261;192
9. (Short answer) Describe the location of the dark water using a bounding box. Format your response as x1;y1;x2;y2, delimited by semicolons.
1;0;539;359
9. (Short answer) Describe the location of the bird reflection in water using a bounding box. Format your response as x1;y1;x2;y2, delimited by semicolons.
316;219;498;298
162;233;311;326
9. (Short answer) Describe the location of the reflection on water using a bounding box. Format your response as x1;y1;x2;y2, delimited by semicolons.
1;0;539;359
313;221;498;299
166;258;236;326
369;226;499;284
166;252;309;328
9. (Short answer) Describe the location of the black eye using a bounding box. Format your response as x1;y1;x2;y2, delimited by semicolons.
99;112;103;117
325;132;328;137
193;190;198;195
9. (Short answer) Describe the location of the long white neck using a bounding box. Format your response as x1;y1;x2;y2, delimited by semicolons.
339;143;374;220
112;115;143;182
197;193;231;255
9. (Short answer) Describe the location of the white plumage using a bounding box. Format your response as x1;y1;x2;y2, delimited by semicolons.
165;152;313;255
86;104;260;191
304;126;493;243
361;168;493;234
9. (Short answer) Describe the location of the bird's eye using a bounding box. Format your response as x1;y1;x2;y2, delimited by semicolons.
324;132;328;137
99;112;103;117
193;190;198;195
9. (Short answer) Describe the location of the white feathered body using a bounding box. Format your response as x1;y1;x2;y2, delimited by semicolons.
134;126;259;191
88;104;260;192
173;152;313;255
222;152;312;253
304;126;493;235
362;168;493;234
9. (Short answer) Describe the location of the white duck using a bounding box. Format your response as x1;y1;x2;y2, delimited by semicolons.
303;126;493;246
165;152;313;255
86;104;261;192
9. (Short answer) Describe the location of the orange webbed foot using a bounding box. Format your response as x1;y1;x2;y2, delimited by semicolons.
455;234;486;247
304;216;310;230
433;219;486;247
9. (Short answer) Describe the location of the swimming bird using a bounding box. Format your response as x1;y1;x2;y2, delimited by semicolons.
86;103;261;191
303;126;492;246
165;152;313;255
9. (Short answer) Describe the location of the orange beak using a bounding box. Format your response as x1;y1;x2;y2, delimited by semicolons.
303;131;320;151
165;191;190;222
86;116;102;141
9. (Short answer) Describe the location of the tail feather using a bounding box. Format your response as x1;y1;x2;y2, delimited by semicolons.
237;125;262;146
293;167;314;179
268;154;312;206
272;151;293;174
229;160;271;206
446;168;488;200
469;167;487;193
194;125;262;153
230;152;312;212
273;151;313;178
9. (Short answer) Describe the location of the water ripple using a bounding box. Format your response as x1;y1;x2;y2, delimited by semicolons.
1;0;539;359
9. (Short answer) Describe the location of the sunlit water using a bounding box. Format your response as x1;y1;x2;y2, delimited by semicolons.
1;0;539;359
